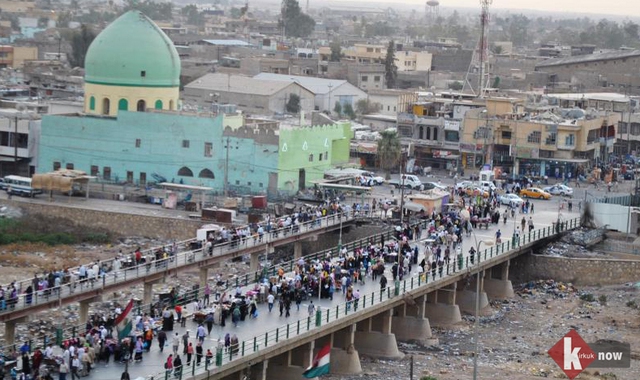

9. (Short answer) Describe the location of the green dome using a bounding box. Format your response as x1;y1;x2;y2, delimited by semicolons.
84;11;180;87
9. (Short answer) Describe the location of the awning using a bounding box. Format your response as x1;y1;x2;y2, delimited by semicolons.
403;201;426;212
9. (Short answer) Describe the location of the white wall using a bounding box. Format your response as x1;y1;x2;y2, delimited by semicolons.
369;94;399;116
589;202;632;233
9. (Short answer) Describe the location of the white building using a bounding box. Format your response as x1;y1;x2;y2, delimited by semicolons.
367;89;418;116
253;73;367;113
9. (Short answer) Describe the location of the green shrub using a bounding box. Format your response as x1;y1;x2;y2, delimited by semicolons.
579;293;595;302
598;295;607;306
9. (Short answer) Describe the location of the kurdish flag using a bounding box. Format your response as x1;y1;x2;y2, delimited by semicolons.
115;299;134;341
302;344;331;378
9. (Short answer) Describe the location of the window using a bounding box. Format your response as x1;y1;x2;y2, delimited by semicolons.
527;131;541;144
501;131;512;139
247;182;252;186
426;127;431;140
259;183;264;188
474;127;490;139
308;154;314;162
235;180;240;185
325;151;328;158
564;134;575;146
178;166;193;177
367;47;373;52
319;153;323;161
204;142;213;157
89;96;95;111
545;133;557;145
182;140;190;148
374;76;381;82
155;100;163;110
136;100;146;112
103;167;111;180
53;162;61;171
387;106;390;111
140;71;146;77
102;98;110;115
169;100;174;110
445;131;459;142
66;163;74;170
361;75;368;82
90;165;98;176
118;99;128;111
140;172;146;185
198;169;215;179
135;138;141;148
631;123;640;136
433;128;438;140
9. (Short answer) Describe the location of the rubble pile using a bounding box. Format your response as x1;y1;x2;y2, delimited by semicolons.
515;279;578;299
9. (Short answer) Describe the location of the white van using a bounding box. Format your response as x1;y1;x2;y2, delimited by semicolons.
479;180;496;192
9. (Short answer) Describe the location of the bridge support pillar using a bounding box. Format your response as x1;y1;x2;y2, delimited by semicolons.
293;241;303;259
199;267;209;291
354;310;404;359
79;296;102;326
4;316;28;346
392;295;438;345
143;282;154;306
250;252;260;272
424;289;462;327
331;325;362;375
456;272;491;316
266;342;318;380
484;260;515;299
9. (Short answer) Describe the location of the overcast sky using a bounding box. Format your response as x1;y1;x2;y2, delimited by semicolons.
398;0;635;17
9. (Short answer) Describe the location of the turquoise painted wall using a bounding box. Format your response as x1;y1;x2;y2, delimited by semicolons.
277;121;352;191
38;112;278;194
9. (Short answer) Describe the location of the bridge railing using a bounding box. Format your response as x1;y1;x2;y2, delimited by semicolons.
0;212;356;316
142;217;581;380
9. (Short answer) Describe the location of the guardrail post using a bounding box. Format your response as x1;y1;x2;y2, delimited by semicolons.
286;324;290;339
192;357;196;376
275;328;279;343
265;332;268;347
297;320;300;334
253;337;257;352
242;341;245;356
362;295;366;309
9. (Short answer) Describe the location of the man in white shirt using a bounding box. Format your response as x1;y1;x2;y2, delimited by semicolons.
267;293;275;312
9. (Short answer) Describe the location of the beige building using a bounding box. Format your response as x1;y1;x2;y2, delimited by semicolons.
460;98;620;178
0;46;37;68
325;44;433;72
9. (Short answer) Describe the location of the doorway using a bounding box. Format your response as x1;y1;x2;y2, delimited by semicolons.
298;169;306;191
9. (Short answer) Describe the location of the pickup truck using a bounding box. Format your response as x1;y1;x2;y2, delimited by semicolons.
388;174;424;190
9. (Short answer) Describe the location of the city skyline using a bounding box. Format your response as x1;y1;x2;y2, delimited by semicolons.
354;0;638;18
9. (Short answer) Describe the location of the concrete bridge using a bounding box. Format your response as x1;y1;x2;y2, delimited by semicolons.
137;217;581;380
0;213;360;344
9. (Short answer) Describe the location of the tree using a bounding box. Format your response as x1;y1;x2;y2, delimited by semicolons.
492;76;501;89
355;99;381;115
384;40;397;89
490;44;503;54
333;101;342;117
282;0;315;38
70;24;96;68
329;40;342;62
377;130;401;179
343;103;356;120
448;81;463;91
182;5;205;26
285;94;301;114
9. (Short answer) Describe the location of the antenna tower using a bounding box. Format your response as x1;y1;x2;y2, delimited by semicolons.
463;0;492;97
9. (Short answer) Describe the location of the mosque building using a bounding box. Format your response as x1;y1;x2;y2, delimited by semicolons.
37;11;351;196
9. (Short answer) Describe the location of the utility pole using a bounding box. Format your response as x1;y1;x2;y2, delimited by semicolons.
399;152;406;226
224;137;230;197
14;116;18;175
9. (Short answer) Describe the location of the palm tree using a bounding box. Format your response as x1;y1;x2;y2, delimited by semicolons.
377;130;401;179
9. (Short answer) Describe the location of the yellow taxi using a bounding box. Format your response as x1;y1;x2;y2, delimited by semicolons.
520;187;552;200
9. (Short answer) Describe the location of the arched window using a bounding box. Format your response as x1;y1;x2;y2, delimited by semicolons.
169;100;174;110
137;100;146;112
426;127;431;140
419;126;424;139
118;99;128;111
178;167;193;177
155;100;163;110
198;169;215;179
102;98;110;115
89;96;95;111
433;127;438;141
308;154;314;162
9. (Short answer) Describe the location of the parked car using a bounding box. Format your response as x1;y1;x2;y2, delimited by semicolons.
0;178;5;190
543;184;574;196
388;174;424;190
499;193;524;206
455;181;474;190
424;181;448;191
365;174;385;185
520;187;552;200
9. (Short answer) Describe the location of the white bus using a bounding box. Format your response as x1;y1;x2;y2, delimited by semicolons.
3;175;42;197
